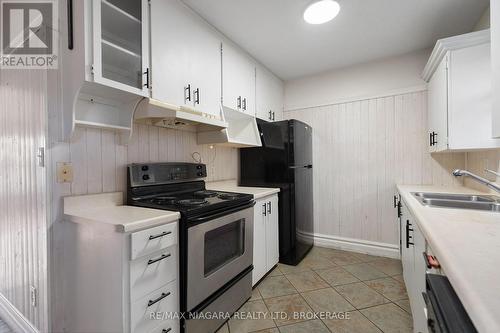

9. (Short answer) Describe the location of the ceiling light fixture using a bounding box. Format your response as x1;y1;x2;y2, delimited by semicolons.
303;0;340;25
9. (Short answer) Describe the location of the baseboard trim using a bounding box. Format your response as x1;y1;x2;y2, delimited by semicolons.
0;293;39;333
313;233;400;259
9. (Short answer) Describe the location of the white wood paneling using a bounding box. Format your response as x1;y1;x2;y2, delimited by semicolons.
0;70;48;332
285;91;465;246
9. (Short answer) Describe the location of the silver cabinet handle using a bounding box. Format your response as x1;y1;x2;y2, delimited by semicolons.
147;253;171;265
267;202;271;214
149;231;172;240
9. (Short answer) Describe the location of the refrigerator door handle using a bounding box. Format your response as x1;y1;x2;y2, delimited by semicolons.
289;165;313;169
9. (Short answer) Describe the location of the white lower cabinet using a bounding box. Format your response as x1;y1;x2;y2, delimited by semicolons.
400;199;428;333
252;194;279;285
63;221;180;333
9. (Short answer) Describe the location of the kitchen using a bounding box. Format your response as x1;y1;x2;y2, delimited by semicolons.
0;0;499;333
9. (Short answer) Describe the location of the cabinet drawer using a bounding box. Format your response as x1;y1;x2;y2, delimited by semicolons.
148;320;179;333
131;222;178;260
130;245;178;301
131;280;178;333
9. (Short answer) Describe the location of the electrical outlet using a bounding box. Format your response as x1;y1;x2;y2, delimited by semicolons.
57;162;73;183
30;286;37;307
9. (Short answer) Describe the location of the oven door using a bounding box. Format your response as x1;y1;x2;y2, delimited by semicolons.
187;205;254;310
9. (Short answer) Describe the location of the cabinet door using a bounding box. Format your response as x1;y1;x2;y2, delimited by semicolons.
493;0;500;137
222;42;255;113
150;0;221;115
252;199;268;286
427;54;449;152
93;0;150;97
256;67;284;122
265;195;280;269
412;223;429;333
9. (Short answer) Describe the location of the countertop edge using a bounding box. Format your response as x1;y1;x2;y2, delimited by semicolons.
396;185;499;333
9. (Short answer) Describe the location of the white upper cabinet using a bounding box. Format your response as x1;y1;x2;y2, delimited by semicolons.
150;0;221;116
222;42;256;114
93;0;150;97
61;0;150;143
256;66;284;122
492;0;500;137
423;30;500;152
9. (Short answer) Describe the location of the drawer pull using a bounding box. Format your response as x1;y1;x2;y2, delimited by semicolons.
149;231;172;240
148;292;171;307
162;329;172;333
148;253;171;265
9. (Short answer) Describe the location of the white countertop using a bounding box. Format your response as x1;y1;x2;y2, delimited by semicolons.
397;185;500;333
206;179;280;199
64;192;180;233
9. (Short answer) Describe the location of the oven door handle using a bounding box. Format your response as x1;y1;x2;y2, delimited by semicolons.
189;201;255;224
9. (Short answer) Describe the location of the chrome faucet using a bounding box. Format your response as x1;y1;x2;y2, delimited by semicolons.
452;169;500;194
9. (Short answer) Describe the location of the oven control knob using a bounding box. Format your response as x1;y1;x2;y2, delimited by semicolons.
196;165;202;169
141;165;149;171
142;174;150;181
197;172;203;177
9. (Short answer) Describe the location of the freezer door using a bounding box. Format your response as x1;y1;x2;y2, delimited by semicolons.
288;120;312;167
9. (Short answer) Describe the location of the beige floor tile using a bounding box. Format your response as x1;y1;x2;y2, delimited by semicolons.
301;253;337;270
278;319;330;333
395;299;412;314
327;252;364;266
315;267;359;286
301;287;355;313
365;277;408;301
228;300;276;333
267;266;283;277
264;294;313;326
215;322;229;333
343;263;387;281
368;258;403;276
285;271;329;292
253;329;279;333
392;274;404;283
335;282;387;309
361;303;413;333
322;310;383;333
249;288;262;301
278;262;311;275
351;252;384;263
257;275;297;299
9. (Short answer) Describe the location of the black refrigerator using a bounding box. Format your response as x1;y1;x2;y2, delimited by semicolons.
240;119;314;265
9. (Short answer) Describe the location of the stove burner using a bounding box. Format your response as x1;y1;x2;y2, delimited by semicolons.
151;196;177;205
194;190;219;198
218;193;241;200
176;199;208;207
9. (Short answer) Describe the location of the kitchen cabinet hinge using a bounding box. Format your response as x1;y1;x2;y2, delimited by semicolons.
90;65;95;75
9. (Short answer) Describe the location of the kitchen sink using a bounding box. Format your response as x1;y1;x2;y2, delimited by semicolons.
411;192;500;213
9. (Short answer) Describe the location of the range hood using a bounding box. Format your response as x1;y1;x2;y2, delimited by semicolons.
197;105;262;148
134;98;228;132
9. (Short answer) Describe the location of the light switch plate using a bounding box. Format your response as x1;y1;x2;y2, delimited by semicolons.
57;162;73;183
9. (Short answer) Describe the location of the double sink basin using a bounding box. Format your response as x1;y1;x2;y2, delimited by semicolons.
412;192;500;213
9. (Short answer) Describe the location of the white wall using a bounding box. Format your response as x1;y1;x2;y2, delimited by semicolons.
0;70;48;332
473;6;490;31
492;0;500;137
284;49;431;111
285;91;464;254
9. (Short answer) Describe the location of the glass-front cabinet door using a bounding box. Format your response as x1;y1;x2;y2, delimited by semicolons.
92;0;150;97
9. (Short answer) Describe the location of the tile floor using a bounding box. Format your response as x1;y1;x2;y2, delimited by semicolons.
217;246;412;333
0;318;12;333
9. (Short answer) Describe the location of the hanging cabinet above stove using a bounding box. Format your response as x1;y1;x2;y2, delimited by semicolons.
61;0;150;144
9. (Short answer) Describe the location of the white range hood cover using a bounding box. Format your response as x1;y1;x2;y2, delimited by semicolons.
134;98;228;132
197;105;262;148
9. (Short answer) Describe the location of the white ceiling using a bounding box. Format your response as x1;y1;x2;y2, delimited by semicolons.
182;0;489;80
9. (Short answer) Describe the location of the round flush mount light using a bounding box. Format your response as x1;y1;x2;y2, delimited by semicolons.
303;0;340;25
